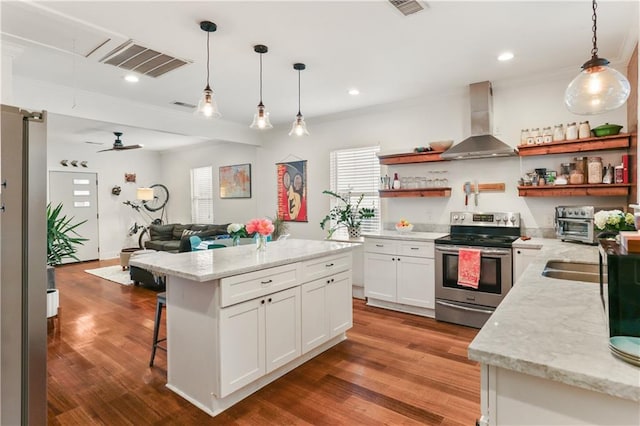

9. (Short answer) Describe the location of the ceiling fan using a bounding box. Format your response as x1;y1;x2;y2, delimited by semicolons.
97;132;143;152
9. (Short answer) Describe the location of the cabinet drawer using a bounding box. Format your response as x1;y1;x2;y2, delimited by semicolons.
220;263;300;307
398;241;434;258
364;238;397;255
301;253;351;282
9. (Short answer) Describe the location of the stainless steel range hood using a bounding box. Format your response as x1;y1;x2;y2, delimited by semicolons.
441;81;517;160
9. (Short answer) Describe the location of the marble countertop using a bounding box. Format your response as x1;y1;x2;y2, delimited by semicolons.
129;239;355;282
468;238;640;402
363;230;448;241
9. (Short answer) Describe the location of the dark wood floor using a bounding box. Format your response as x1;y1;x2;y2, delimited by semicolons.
47;259;480;425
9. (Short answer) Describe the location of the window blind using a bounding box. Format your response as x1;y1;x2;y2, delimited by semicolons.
190;166;213;223
329;146;381;234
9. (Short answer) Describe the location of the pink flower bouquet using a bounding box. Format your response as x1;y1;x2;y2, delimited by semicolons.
246;218;274;236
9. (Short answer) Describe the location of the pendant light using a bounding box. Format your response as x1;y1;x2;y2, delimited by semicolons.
249;45;273;130
564;0;630;115
289;63;310;136
196;20;221;118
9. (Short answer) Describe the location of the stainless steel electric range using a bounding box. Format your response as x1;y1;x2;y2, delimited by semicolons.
434;211;521;328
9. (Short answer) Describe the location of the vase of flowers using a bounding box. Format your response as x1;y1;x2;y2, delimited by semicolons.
594;209;635;238
246;218;274;251
320;190;375;239
227;223;248;246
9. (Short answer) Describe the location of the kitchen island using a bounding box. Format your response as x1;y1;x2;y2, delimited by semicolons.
469;239;640;425
130;239;355;417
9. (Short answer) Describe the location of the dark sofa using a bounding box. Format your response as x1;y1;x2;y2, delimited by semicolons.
144;223;230;253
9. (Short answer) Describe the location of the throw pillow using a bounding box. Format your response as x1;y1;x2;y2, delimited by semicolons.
178;229;203;252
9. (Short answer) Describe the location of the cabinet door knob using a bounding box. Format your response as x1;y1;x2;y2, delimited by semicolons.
392;257;395;261
268;298;272;303
327;279;331;284
261;300;265;304
517;250;521;254
331;278;334;283
397;258;401;261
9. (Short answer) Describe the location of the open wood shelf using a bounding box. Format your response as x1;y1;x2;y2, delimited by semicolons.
517;133;631;156
377;151;447;165
379;188;451;198
517;184;631;197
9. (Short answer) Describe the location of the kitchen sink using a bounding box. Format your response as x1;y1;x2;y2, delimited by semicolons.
542;260;605;284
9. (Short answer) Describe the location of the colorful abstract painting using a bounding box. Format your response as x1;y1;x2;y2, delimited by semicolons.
277;160;307;222
219;164;251;198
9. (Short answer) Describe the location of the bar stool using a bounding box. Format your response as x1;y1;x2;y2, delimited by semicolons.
149;292;167;367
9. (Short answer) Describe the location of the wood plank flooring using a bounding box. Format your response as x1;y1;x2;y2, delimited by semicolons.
47;259;480;425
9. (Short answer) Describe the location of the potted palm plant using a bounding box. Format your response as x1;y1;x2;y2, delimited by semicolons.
47;203;87;287
320;190;375;239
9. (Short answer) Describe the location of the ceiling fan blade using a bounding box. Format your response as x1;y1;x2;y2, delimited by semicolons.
116;144;143;150
97;148;115;152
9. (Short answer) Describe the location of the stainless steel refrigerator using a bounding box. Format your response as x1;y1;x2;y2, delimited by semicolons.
1;104;47;424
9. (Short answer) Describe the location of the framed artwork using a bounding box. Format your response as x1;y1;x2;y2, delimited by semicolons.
277;160;307;222
124;173;136;183
219;163;251;198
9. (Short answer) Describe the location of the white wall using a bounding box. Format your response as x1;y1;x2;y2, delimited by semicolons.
158;142;259;225
255;71;629;239
47;139;162;259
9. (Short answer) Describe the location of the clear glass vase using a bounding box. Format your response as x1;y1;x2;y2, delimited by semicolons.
256;234;267;252
232;236;240;246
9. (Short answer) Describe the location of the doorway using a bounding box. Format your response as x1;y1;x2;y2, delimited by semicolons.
49;171;100;262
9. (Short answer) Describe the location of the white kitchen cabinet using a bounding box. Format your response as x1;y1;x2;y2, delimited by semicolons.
301;270;352;354
219;286;301;397
513;247;540;282
364;237;435;316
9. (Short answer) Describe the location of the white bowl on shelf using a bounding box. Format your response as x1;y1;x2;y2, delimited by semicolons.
395;224;414;233
428;140;454;151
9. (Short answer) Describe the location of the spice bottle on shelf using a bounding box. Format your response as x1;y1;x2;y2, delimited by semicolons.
520;129;530;145
553;124;565;142
603;164;614;184
531;128;543;144
566;122;578;140
392;172;401;189
579;121;591;139
542;127;553;143
588;157;603;184
569;169;584;184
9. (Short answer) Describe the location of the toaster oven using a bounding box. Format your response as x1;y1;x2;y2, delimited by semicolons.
555;206;622;245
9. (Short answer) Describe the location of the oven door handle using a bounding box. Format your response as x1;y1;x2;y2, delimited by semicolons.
436;300;495;315
556;218;592;223
435;247;510;256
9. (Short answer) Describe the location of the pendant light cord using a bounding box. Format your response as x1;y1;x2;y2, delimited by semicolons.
259;52;263;104
297;69;301;116
206;31;211;85
591;0;598;58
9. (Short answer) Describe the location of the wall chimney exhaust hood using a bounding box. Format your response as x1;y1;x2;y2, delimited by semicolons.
441;81;517;160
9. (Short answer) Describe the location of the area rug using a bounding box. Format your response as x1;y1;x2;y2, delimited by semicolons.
85;265;133;286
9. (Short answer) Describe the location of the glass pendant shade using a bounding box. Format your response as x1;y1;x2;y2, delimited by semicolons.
564;0;630;115
289;113;310;136
565;61;631;115
250;103;273;129
136;187;154;201
196;84;221;118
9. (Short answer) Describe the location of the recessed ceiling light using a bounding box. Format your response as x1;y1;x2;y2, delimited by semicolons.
124;74;139;83
498;52;514;62
348;88;360;96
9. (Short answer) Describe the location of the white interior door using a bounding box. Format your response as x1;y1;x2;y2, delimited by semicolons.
49;171;99;262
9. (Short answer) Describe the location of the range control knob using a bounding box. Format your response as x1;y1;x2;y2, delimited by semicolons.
510;216;516;224
453;215;459;221
580;211;586;216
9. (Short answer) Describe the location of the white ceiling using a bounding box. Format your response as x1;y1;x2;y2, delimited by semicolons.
1;0;638;150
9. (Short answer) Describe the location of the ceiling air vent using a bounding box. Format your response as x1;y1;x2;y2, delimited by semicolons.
99;40;191;78
171;101;197;109
388;0;427;16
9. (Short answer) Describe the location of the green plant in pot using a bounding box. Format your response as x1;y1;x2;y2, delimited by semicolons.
320;190;375;239
47;202;88;267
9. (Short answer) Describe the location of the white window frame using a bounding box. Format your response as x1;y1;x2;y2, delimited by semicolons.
329;146;381;235
190;166;213;223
